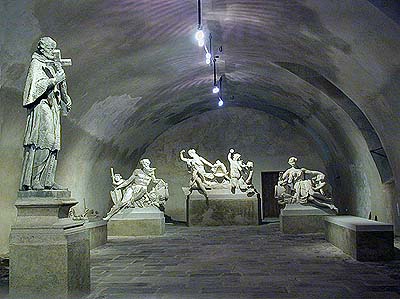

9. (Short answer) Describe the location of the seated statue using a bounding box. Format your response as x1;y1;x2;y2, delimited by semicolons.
275;157;338;213
104;159;169;220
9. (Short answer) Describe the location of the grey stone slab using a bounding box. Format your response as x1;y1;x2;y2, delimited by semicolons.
325;216;394;261
187;195;260;226
85;220;107;249
280;204;334;234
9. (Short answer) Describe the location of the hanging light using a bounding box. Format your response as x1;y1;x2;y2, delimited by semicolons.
213;86;220;94
198;38;205;47
218;97;224;107
195;30;204;41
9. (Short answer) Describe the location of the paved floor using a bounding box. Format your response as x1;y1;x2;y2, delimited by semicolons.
86;223;400;299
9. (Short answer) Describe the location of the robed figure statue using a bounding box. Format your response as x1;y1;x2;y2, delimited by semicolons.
20;37;72;190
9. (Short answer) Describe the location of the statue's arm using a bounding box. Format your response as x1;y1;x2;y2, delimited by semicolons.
200;156;213;167
180;150;188;162
116;172;135;189
227;149;234;162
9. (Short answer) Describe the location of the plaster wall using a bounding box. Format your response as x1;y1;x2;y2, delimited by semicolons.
141;107;327;221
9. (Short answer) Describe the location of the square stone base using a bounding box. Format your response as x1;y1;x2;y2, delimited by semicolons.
325;216;394;261
9;190;90;299
280;204;334;234
85;220;107;249
187;190;260;226
107;207;165;236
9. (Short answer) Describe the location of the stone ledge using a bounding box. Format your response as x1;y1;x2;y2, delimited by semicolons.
17;190;71;199
325;215;394;231
325;216;394;261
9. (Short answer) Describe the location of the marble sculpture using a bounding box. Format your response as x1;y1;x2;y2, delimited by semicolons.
180;148;257;199
275;157;339;213
104;159;169;220
20;37;72;191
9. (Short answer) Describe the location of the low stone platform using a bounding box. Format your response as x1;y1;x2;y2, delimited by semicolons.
280;204;334;234
9;190;90;299
187;190;260;226
107;207;165;236
85;220;107;249
325;215;394;261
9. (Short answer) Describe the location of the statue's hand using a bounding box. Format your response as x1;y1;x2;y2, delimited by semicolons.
180;149;185;153
54;70;66;85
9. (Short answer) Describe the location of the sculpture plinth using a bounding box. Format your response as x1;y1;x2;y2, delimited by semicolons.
107;207;165;236
280;204;334;234
187;190;260;226
9;190;90;299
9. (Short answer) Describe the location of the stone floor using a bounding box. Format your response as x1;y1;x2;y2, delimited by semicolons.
1;223;400;298
86;223;400;299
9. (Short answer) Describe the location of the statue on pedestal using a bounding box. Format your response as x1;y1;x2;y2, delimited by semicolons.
104;159;169;220
20;37;72;191
275;157;338;213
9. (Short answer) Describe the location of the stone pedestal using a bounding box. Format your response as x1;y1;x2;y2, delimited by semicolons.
187;190;260;226
107;207;165;236
9;190;90;299
85;219;107;249
280;204;334;234
325;216;394;261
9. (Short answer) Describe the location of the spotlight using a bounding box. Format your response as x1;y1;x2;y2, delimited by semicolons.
198;39;205;47
213;86;220;94
195;30;204;41
218;98;224;107
206;58;211;64
206;53;211;59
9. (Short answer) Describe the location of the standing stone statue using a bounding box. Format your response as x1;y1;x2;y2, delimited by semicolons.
20;37;72;191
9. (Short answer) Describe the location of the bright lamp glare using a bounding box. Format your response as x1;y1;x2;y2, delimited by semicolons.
218;98;224;107
206;58;211;64
213;86;220;94
205;53;211;59
195;30;204;41
198;39;205;47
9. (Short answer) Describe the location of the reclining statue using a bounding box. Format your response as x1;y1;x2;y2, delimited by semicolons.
104;159;168;220
275;157;338;213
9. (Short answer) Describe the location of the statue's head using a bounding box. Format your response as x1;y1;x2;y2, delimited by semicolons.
247;161;254;168
288;156;297;167
233;153;241;160
114;174;122;182
140;158;151;168
188;149;196;157
37;37;57;60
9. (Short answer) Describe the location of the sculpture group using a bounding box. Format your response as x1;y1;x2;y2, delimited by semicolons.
180;148;257;198
104;159;169;220
275;157;338;213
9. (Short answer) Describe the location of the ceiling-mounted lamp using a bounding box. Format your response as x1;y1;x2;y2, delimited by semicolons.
195;0;204;47
218;97;224;107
